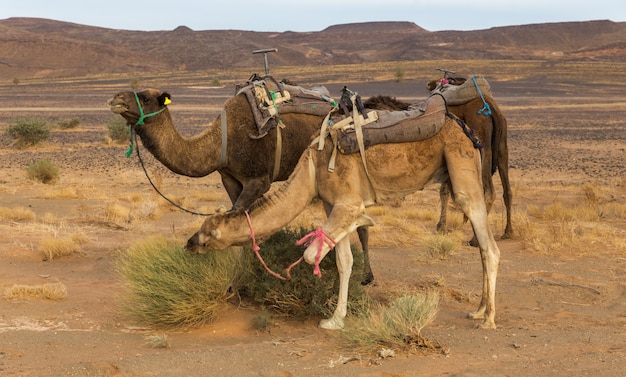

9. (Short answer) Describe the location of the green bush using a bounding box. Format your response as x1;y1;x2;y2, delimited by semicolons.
6;118;50;148
117;237;244;329
106;118;129;143
57;118;80;129
240;228;369;319
26;159;60;184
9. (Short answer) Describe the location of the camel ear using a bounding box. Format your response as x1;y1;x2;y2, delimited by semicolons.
159;93;172;106
215;205;226;213
211;229;221;240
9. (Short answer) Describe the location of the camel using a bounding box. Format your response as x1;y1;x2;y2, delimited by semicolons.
108;88;325;209
365;94;513;244
184;106;502;331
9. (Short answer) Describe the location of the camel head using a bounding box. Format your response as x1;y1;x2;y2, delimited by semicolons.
184;210;234;254
108;88;171;126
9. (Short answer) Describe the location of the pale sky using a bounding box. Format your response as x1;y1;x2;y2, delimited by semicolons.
2;0;625;32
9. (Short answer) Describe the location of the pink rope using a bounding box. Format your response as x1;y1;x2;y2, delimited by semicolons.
295;228;336;278
245;211;289;281
244;211;307;281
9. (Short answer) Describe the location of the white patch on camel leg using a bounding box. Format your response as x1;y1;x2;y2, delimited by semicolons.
319;237;352;330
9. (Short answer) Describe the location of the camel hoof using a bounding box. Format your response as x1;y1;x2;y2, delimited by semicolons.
361;272;375;286
468;237;479;247
319;317;344;330
477;320;497;330
501;230;514;240
467;310;485;320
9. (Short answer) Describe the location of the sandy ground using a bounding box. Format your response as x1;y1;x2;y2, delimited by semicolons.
0;77;625;377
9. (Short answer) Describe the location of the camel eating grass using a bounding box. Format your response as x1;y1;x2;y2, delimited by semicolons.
185;107;502;330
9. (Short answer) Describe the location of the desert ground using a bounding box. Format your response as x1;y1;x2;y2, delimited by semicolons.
0;64;625;376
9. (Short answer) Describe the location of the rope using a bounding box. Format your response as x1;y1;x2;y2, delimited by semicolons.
132;131;215;216
244;211;304;280
295;228;336;278
471;75;492;116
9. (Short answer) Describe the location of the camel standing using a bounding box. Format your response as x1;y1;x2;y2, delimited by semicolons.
185;112;502;330
108;88;324;210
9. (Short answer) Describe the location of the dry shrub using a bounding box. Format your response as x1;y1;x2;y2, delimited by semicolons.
342;293;440;352
116;237;243;329
40;236;85;261
4;282;67;300
26;159;60;184
0;206;36;221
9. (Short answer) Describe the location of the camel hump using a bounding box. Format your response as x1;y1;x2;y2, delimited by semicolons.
336;94;447;154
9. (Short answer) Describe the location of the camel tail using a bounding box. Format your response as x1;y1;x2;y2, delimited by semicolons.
488;97;506;176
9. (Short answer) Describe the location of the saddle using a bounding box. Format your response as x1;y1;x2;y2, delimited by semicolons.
430;75;492;106
236;74;338;138
335;93;448;154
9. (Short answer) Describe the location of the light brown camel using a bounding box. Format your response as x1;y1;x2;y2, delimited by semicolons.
109;87;378;285
185;109;502;331
365;94;512;245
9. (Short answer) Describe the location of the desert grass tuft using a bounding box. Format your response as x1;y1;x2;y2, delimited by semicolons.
342;292;440;352
40;236;85;261
0;206;36;221
4;282;67;300
143;334;170;349
421;233;460;260
239;228;369;319
116;237;244;329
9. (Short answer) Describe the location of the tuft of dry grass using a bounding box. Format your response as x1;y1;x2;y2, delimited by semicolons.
421;233;460;260
0;206;36;222
342;292;440;352
116;237;244;329
4;282;67;300
40;187;83;199
143;334;170;349
39;236;86;261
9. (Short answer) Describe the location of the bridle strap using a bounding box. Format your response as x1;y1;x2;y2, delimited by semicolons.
133;91;167;126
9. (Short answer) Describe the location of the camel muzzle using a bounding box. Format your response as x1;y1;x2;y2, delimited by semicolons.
184;234;206;254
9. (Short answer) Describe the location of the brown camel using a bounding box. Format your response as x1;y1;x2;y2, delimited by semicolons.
108;88;324;209
185;109;502;331
109;87;376;284
365;94;512;243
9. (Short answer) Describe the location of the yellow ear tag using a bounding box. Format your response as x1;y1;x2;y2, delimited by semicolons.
164;97;172;105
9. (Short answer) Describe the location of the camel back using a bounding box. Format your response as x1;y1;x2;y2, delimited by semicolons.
432;75;492;105
236;74;338;137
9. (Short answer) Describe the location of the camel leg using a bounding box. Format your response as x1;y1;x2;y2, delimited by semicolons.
447;155;500;329
220;173;243;208
221;173;272;210
319;237;353;330
498;150;513;239
357;226;374;285
436;182;451;234
303;202;374;330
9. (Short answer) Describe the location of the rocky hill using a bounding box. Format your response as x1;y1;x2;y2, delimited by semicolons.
1;17;625;80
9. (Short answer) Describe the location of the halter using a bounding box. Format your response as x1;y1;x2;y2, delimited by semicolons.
125;91;168;158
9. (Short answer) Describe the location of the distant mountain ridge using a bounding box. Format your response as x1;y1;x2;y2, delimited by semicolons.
0;17;625;80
